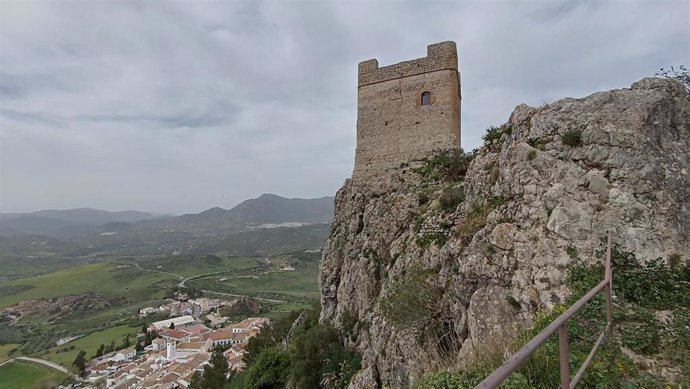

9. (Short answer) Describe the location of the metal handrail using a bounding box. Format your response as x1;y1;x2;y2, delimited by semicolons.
476;232;613;389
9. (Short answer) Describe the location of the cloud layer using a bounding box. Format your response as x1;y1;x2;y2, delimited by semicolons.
1;0;688;213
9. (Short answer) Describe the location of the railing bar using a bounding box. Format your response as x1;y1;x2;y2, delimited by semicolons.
569;329;607;388
558;325;570;388
475;279;607;388
605;231;613;326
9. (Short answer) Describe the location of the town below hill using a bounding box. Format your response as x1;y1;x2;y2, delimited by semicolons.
0;194;333;388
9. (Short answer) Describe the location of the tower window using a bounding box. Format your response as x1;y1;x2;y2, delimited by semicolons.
421;92;431;106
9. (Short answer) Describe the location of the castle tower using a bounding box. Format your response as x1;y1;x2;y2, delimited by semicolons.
166;341;176;361
353;41;461;180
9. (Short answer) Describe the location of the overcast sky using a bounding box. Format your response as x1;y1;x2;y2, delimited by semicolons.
1;0;688;214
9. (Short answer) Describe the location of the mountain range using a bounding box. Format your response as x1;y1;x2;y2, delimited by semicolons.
0;194;335;237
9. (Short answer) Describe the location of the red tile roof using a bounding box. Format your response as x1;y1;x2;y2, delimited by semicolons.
159;329;188;340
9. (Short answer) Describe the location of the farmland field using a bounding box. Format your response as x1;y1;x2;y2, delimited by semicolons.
0;360;70;389
188;265;320;300
0;262;177;309
41;324;139;368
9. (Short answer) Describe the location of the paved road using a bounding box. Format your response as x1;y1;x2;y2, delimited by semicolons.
2;357;78;379
134;263;184;280
201;290;286;303
134;261;284;303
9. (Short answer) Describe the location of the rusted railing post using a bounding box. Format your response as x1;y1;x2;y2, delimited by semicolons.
605;231;613;326
558;324;570;388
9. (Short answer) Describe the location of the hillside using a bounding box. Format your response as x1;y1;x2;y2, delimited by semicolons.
0;194;334;240
0;208;155;237
319;78;690;387
170;194;334;232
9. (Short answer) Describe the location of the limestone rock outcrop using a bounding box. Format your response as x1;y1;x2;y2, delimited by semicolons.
319;78;689;388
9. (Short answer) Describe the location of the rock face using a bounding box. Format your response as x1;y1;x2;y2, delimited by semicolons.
319;78;690;388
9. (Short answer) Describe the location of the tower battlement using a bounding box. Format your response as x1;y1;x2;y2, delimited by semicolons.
357;41;459;87
353;42;461;181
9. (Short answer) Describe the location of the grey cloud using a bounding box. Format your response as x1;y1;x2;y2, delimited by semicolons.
0;107;64;127
0;0;688;214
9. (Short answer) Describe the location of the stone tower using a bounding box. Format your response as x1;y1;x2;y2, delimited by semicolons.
353;41;461;180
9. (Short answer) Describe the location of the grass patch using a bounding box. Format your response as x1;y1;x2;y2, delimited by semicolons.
0;343;20;363
415;232;448;249
565;246;578;259
439;187;464;212
0;360;70;389
189;266;320;300
141;255;260;278
455;197;505;244
41;324;138;368
0;262;178;309
414;149;474;182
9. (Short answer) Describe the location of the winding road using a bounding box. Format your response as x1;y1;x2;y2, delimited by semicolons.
1;357;78;379
133;261;284;301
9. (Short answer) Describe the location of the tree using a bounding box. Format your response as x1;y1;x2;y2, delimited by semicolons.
135;340;144;353
169;322;176;329
200;348;232;389
121;334;131;348
244;310;301;365
72;349;87;377
188;371;203;389
141;323;147;334
245;348;291;389
144;330;158;346
95;344;105;358
105;340;116;353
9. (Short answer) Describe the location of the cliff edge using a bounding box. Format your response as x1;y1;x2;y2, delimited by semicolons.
319;78;690;387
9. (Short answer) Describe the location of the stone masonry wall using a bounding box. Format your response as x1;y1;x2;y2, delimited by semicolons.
353;42;461;180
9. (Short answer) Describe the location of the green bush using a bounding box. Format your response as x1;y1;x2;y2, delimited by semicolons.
244;348;292;389
483;124;511;143
415;371;532;389
379;266;442;331
527;138;548;151
414;149;474;182
619;318;661;355
561;130;583;147
290;320;361;389
417;191;430;205
415;371;482;388
611;247;690;310
416;232;448;249
439;187;464;212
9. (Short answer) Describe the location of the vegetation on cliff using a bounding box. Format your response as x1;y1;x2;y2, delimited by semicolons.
238;306;362;389
415;247;690;388
320;77;690;387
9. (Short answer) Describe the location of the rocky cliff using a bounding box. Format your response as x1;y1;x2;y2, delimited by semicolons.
319;78;690;387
